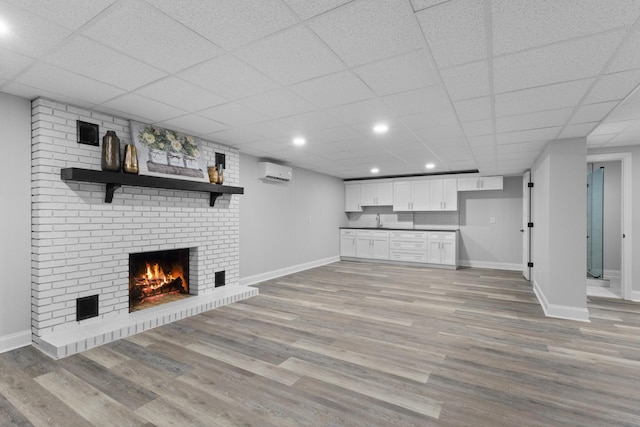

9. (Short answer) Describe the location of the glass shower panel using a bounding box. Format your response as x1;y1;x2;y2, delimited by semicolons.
587;165;604;279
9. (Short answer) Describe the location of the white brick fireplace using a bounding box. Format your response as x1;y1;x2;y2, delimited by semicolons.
31;98;256;359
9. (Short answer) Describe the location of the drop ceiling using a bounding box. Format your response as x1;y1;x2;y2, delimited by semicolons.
1;0;640;179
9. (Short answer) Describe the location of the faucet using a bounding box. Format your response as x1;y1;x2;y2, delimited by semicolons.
376;214;382;228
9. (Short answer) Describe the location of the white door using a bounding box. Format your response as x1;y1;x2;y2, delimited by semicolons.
443;178;458;211
427;239;441;263
429;180;444;210
393;181;412;211
345;184;361;212
441;240;456;265
411;180;430;211
377;182;393;205
522;171;531;280
340;235;356;257
360;182;377;206
356;237;372;258
371;237;389;260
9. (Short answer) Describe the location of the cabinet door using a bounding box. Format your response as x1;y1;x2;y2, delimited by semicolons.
340;236;356;257
457;177;479;191
429;180;444;210
441;240;456;265
479;176;503;190
360;182;377;206
411;180;429;211
377;182;393;205
356;237;372;258
371;237;389;260
442;178;458;211
427;240;441;263
393;181;412;211
345;184;362;211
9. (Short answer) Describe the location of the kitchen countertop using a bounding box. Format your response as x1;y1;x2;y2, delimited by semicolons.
340;227;458;232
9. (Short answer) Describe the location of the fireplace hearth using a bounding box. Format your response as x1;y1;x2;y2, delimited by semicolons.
129;248;190;312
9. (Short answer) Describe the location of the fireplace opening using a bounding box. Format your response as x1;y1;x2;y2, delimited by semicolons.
129;248;190;312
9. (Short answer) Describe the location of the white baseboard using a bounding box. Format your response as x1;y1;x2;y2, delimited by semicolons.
458;260;522;271
240;256;340;287
630;290;640;302
603;269;621;279
533;280;590;322
0;330;31;354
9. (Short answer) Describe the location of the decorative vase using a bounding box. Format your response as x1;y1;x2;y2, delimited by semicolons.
123;144;139;174
217;164;224;184
184;155;199;170
101;131;120;172
168;151;183;167
149;149;168;165
208;166;218;184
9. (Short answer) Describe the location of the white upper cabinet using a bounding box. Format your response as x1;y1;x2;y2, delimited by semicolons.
345;183;362;212
428;178;457;211
393;180;429;211
360;181;393;206
457;176;503;191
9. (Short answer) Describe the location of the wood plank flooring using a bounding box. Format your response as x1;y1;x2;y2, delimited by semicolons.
2;261;640;426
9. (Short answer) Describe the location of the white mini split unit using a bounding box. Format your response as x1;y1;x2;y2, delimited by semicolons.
258;162;292;182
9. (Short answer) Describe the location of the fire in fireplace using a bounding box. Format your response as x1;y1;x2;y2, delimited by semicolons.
129;248;189;312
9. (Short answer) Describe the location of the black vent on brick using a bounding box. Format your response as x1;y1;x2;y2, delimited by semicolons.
77;295;99;321
215;152;226;169
215;271;226;287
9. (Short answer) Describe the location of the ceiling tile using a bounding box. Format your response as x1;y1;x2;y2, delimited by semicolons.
583;69;640;104
454;97;492;121
280;111;345;133
0;2;72;57
242;120;293;140
495;79;594;117
158;114;229;136
2;81;94;109
400;108;459;130
382;85;450;116
604;102;640;122
491;0;640;56
496;127;561;145
496;108;573;133
497;140;548;154
236;26;344;85
570;101;619;124
441;60;490;101
590;120;630;136
282;0;353;20
353;49;438;96
7;0;116;31
83;0;221;73
178;55;278;100
199;102;270;127
410;0;451;12
462;119;494;136
135;77;227;113
308;0;423;67
0;47;33;79
416;0;486;68
15;63;125;105
147;0;298;50
206;127;263;145
307;126;363;144
607;130;640;144
99;93;187;122
290;70;375;108
468;135;496;147
350;118;410;136
240;88;316;119
587;134;616;147
494;30;625;94
607;27;640;73
415;124;466;142
44;36;166;91
327;98;395;125
559;122;598;139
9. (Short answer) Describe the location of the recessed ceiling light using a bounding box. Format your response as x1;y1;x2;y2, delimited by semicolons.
373;123;388;134
371;167;379;174
425;163;435;169
0;19;10;36
293;137;306;146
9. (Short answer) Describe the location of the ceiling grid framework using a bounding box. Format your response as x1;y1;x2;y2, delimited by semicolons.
1;0;640;178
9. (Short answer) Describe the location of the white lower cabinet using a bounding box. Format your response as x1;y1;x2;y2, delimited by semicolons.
340;229;356;257
356;230;389;260
427;232;457;266
389;231;428;263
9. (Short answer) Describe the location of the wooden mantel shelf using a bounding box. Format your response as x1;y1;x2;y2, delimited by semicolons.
60;168;244;207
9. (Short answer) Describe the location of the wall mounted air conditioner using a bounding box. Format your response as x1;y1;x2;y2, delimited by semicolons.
258;162;292;182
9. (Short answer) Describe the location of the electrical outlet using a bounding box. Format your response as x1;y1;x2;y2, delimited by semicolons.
490;216;496;224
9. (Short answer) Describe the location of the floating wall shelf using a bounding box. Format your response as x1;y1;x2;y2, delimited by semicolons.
60;168;244;207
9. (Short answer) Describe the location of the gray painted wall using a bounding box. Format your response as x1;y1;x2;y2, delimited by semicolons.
0;93;32;341
532;138;588;316
458;176;523;268
589;144;640;295
591;161;622;273
239;154;346;280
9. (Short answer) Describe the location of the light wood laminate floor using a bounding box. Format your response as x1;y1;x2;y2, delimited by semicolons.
2;261;640;426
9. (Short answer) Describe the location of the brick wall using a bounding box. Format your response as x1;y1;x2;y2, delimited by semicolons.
31;98;241;342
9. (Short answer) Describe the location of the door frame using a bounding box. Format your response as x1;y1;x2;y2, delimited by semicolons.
522;171;531;280
586;152;632;300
